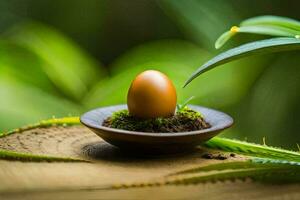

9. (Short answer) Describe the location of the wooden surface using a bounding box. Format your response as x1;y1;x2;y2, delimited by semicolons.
2;181;300;200
0;125;299;199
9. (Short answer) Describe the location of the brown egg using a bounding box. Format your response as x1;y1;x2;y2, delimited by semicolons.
127;70;177;118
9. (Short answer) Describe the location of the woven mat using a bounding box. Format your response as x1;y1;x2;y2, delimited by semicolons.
0;125;299;200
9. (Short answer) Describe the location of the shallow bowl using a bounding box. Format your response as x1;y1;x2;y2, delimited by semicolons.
80;105;233;153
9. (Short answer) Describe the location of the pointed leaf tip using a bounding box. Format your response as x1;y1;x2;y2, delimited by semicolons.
184;37;300;86
215;30;234;49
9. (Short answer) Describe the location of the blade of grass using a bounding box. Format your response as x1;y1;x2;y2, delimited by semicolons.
184;37;300;87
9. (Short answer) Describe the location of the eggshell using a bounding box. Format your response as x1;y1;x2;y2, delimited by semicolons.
127;70;177;118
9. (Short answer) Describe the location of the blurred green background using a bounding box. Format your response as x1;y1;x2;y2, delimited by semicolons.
0;0;299;149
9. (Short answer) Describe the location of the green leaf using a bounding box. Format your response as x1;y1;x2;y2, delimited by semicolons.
215;15;300;49
206;137;300;162
235;52;300;148
118;162;300;188
0;75;82;131
167;165;300;185
237;25;299;36
241;15;300;31
172;160;300;176
215;31;234;49
177;96;195;111
215;25;299;49
184;37;300;87
6;22;106;101
0;23;102;131
0;40;58;94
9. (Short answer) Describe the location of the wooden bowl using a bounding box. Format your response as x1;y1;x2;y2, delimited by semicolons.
80;105;233;153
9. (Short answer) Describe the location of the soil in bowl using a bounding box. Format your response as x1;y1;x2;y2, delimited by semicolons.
102;107;211;133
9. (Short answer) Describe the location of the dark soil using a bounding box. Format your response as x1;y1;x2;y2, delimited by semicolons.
102;107;211;133
201;152;229;160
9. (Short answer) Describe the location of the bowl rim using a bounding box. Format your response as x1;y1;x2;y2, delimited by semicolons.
80;104;234;137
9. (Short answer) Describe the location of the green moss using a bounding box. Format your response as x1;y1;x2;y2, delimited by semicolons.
102;107;210;133
177;106;203;120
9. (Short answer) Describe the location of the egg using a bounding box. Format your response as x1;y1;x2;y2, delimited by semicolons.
127;70;177;118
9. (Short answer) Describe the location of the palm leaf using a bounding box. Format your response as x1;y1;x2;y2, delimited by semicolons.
184;37;300;87
205;137;300;162
171;160;300;176
115;161;300;188
166;164;300;185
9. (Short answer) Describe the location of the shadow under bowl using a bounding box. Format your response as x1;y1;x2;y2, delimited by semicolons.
80;105;233;153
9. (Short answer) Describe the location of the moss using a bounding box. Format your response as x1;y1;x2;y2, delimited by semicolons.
177;106;203;120
102;107;210;133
